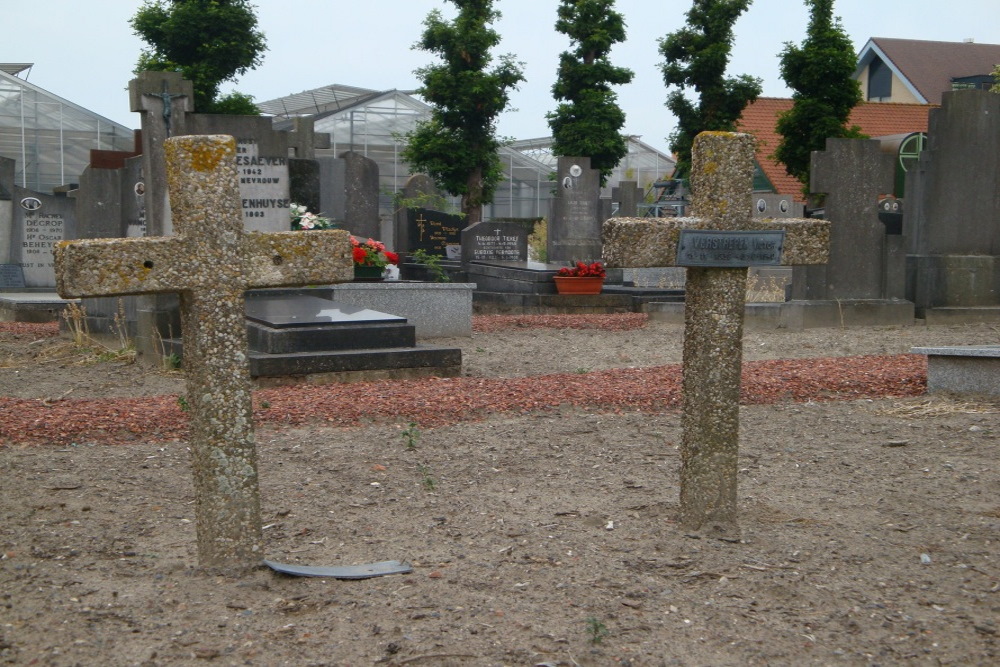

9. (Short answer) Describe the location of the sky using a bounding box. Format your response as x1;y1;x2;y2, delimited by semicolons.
4;0;999;155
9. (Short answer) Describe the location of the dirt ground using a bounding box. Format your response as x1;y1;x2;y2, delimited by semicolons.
1;317;999;666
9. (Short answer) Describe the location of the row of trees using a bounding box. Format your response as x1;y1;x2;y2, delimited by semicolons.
130;0;864;218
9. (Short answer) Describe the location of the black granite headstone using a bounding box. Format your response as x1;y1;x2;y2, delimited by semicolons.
0;264;26;289
460;221;528;264
406;208;463;256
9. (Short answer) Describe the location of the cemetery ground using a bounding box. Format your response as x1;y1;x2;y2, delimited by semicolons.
1;315;999;666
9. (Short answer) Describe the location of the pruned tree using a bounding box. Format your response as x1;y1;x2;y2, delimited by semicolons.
130;0;267;114
774;0;865;187
402;0;524;226
547;0;634;186
659;0;762;177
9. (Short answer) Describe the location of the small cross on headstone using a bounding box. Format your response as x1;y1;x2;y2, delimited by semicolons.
603;132;830;539
55;135;353;570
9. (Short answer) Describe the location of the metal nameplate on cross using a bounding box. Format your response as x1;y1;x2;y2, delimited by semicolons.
55;135;353;570
603;131;830;539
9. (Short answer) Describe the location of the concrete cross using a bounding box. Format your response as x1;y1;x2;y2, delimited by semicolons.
55;135;353;570
603;132;830;539
611;180;644;218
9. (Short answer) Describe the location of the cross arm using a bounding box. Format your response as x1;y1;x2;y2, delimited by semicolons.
602;216;830;268
241;229;354;289
55;236;195;298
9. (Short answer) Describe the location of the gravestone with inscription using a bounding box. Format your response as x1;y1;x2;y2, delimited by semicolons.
549;156;602;263
9;188;77;288
603;132;830;538
406;208;463;258
461;221;528;264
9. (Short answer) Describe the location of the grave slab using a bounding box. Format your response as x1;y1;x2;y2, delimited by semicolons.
911;345;1000;397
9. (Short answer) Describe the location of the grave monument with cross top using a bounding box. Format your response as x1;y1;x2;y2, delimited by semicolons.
54;134;354;570
603;132;830;539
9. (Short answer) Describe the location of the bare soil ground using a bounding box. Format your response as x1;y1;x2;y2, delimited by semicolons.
2;317;999;666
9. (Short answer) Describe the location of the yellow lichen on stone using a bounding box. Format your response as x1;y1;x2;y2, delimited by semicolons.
169;135;234;173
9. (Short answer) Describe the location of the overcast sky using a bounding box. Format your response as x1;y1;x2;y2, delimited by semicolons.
4;0;999;154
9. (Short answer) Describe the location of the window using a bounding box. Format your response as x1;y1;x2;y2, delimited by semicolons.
868;59;892;101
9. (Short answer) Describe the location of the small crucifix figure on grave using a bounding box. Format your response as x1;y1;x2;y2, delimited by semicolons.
603;132;830;539
54;135;354;570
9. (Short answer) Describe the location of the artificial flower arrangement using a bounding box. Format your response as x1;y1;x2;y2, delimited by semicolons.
556;261;606;278
350;236;400;269
290;203;335;230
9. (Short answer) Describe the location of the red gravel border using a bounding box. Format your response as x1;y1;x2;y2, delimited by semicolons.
0;354;925;446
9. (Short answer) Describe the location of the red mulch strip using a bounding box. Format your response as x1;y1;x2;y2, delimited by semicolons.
472;313;649;332
0;322;60;338
0;354;926;446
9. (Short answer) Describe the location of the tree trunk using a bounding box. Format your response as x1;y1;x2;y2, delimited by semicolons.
463;166;484;226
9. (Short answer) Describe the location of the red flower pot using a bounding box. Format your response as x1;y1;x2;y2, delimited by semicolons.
553;276;604;295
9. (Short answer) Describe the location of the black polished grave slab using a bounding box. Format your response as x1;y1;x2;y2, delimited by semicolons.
246;294;405;328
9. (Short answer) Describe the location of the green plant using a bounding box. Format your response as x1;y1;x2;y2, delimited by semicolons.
401;422;421;450
177;396;190;412
411;249;451;283
585;616;609;644
527;218;547;262
163;352;182;371
418;465;437;491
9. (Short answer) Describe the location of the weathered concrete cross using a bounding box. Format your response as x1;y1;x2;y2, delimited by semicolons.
603;132;830;539
55;135;353;570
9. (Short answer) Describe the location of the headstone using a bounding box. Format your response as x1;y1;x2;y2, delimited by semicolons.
905;90;1000;320
289;159;321;219
406;207;463;257
611;180;643;217
548;156;602;262
0;157;16;267
0;264;25;288
54;134;353;570
460;221;528;264
394;173;440;256
11;188;77;288
793;138;895;301
342;151;380;239
603;132;830;538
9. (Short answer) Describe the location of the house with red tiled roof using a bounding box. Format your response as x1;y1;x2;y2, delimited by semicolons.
738;37;1000;201
737;97;934;201
855;37;1000;104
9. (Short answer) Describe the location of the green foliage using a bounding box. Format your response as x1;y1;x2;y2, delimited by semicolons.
991;63;1000;93
402;0;525;226
547;1;634;186
207;91;261;115
177;396;190;412
585;616;609;644
411;249;452;283
130;0;267;113
527;218;548;262
658;0;762;177
401;422;421;450
774;0;865;187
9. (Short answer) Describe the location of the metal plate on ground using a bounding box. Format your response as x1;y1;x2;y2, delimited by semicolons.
263;559;412;579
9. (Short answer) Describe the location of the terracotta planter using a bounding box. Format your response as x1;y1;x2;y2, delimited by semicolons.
553;276;604;295
353;265;385;281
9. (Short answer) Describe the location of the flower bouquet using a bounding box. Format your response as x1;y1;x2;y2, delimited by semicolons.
554;261;606;295
350;236;400;280
290;203;335;230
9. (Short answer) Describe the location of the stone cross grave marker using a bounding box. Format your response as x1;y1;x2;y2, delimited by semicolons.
55;135;353;570
603;132;830;539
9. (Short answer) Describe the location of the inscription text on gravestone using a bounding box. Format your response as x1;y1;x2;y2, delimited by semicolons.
677;230;785;267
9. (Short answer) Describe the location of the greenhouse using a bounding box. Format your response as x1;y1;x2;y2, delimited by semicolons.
0;64;134;194
262;84;556;219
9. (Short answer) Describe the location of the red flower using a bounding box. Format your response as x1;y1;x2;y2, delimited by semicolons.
557;261;606;278
384;251;400;265
352;247;368;264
